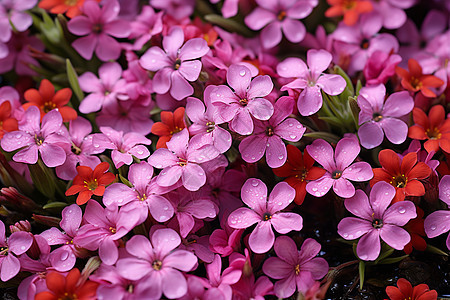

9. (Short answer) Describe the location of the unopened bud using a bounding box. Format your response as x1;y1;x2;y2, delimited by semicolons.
9;220;31;233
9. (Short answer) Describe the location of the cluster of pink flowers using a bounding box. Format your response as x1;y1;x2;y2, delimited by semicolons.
0;0;448;299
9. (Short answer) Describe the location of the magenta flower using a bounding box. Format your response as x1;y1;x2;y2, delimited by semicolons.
372;0;416;29
103;161;175;224
277;49;346;116
210;0;239;18
227;178;302;253
67;0;131;61
262;237;328;298
92;126;151;168
245;0;317;49
1;106;70;167
78;62;128;114
123;54;154;105
186;88;232;154
209;223;243;257
210;64;274;135
148;129;220;191
39;204;82;272
306;137;373;198
202;254;242;299
150;0;195;20
338;181;416;261
116;228;198;299
0;220;33;281
363;50;402;86
424;175;450;250
74;200;140;265
129;5;163;50
139;26;209;100
357;84;414;149
55;117;101;181
239;96;305;168
0;0;36;43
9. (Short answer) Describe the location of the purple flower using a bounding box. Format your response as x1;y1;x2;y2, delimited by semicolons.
67;0;131;61
150;0;195;20
39;204;82;271
263;237;328;298
338;181;416;261
186;87;232;154
306;137;373;198
357;84;414;149
55;117;101;181
78;62;128;114
245;0;317;49
372;0;416;29
239;96;305;168
139;26;209;100
210;0;239;18
424;175;450;250
148;129;220;191
210;64;274;135
74;200;140;265
201;254;242;299
116;228;198;299
0;0;36;43
227;178;302;253
1;106;70;167
277;49;346;116
0;220;33;281
92;126;151;168
103;161;175;224
129;5;163;50
363;50;402;86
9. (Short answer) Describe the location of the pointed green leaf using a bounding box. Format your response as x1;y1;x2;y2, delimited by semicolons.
119;174;133;188
426;244;449;256
43;201;68;210
66;59;84;103
28;160;56;199
204;14;253;37
378;255;409;265
303;132;340;144
359;260;365;289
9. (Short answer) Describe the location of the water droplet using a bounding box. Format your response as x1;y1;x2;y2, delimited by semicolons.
199;172;204;176
239;70;246;76
398;206;406;214
430;225;437;231
343;233;348;238
94;144;99;148
20;246;25;250
251;180;259;187
251;156;255;160
312;187;318;191
230;219;237;225
278;155;284;160
137;150;144;155
61;251;69;261
296;125;302;129
278;202;283;206
290;134;296;139
289;123;293;127
15;133;22;139
315;192;321;197
385;192;389;195
163;206;169;211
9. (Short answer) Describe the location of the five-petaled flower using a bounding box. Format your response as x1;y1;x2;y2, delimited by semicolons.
65;162;116;205
385;278;437;300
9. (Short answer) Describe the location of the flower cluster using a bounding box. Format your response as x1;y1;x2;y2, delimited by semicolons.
0;0;448;299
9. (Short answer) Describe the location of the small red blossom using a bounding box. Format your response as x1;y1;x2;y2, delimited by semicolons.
370;150;431;203
0;101;18;139
325;0;373;26
403;206;427;254
408;105;450;153
151;107;186;149
386;278;437;300
23;79;77;122
395;59;444;98
38;0;100;19
35;268;98;300
273;145;326;205
65;162;115;205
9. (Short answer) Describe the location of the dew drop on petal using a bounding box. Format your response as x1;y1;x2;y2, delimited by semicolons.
290;134;296;139
342;233;349;238
239;70;246;76
312;187;318;192
20;246;25;251
252;180;259;187
60;251;69;261
398;206;406;214
278;154;284;160
430;225;437;231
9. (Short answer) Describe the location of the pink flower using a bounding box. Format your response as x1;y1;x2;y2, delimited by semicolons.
67;0;131;61
363;50;402;86
210;0;239;18
372;0;416;29
1;106;70;167
129;5;163;50
148;129;220;191
92;126;151;168
227;178;302;253
150;0;195;20
0;0;36;42
78;62;128;114
424;175;450;250
245;0;317;49
74;200;140;265
306;137;373;198
0;220;33;281
116;228;197;299
39;204;82;272
139;26;209;100
55;117;101;181
338;181;416;261
103;161;175;224
262;237;328;298
357;85;413;149
239;96;305;168
209;224;244;257
277;49;346;116
210;64;274;135
186;89;232;154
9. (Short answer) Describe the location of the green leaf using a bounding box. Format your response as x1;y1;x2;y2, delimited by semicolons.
204;14;253;37
374;244;395;264
355;80;362;95
43;201;68;210
318;116;345;127
426;244;449;256
303;132;340;144
66;59;84;103
334;65;354;95
359;260;365;289
119;174;133;188
378;255;409;265
28;160;56;199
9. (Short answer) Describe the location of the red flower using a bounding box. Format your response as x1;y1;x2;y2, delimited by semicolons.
23;79;77;122
395;59;444;98
408;105;450;153
403;206;427;254
325;0;373;26
150;107;186;149
370;150;431;203
0;101;18;139
65;162;115;205
273;145;326;205
386;278;437;300
38;0;100;19
35;268;98;300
